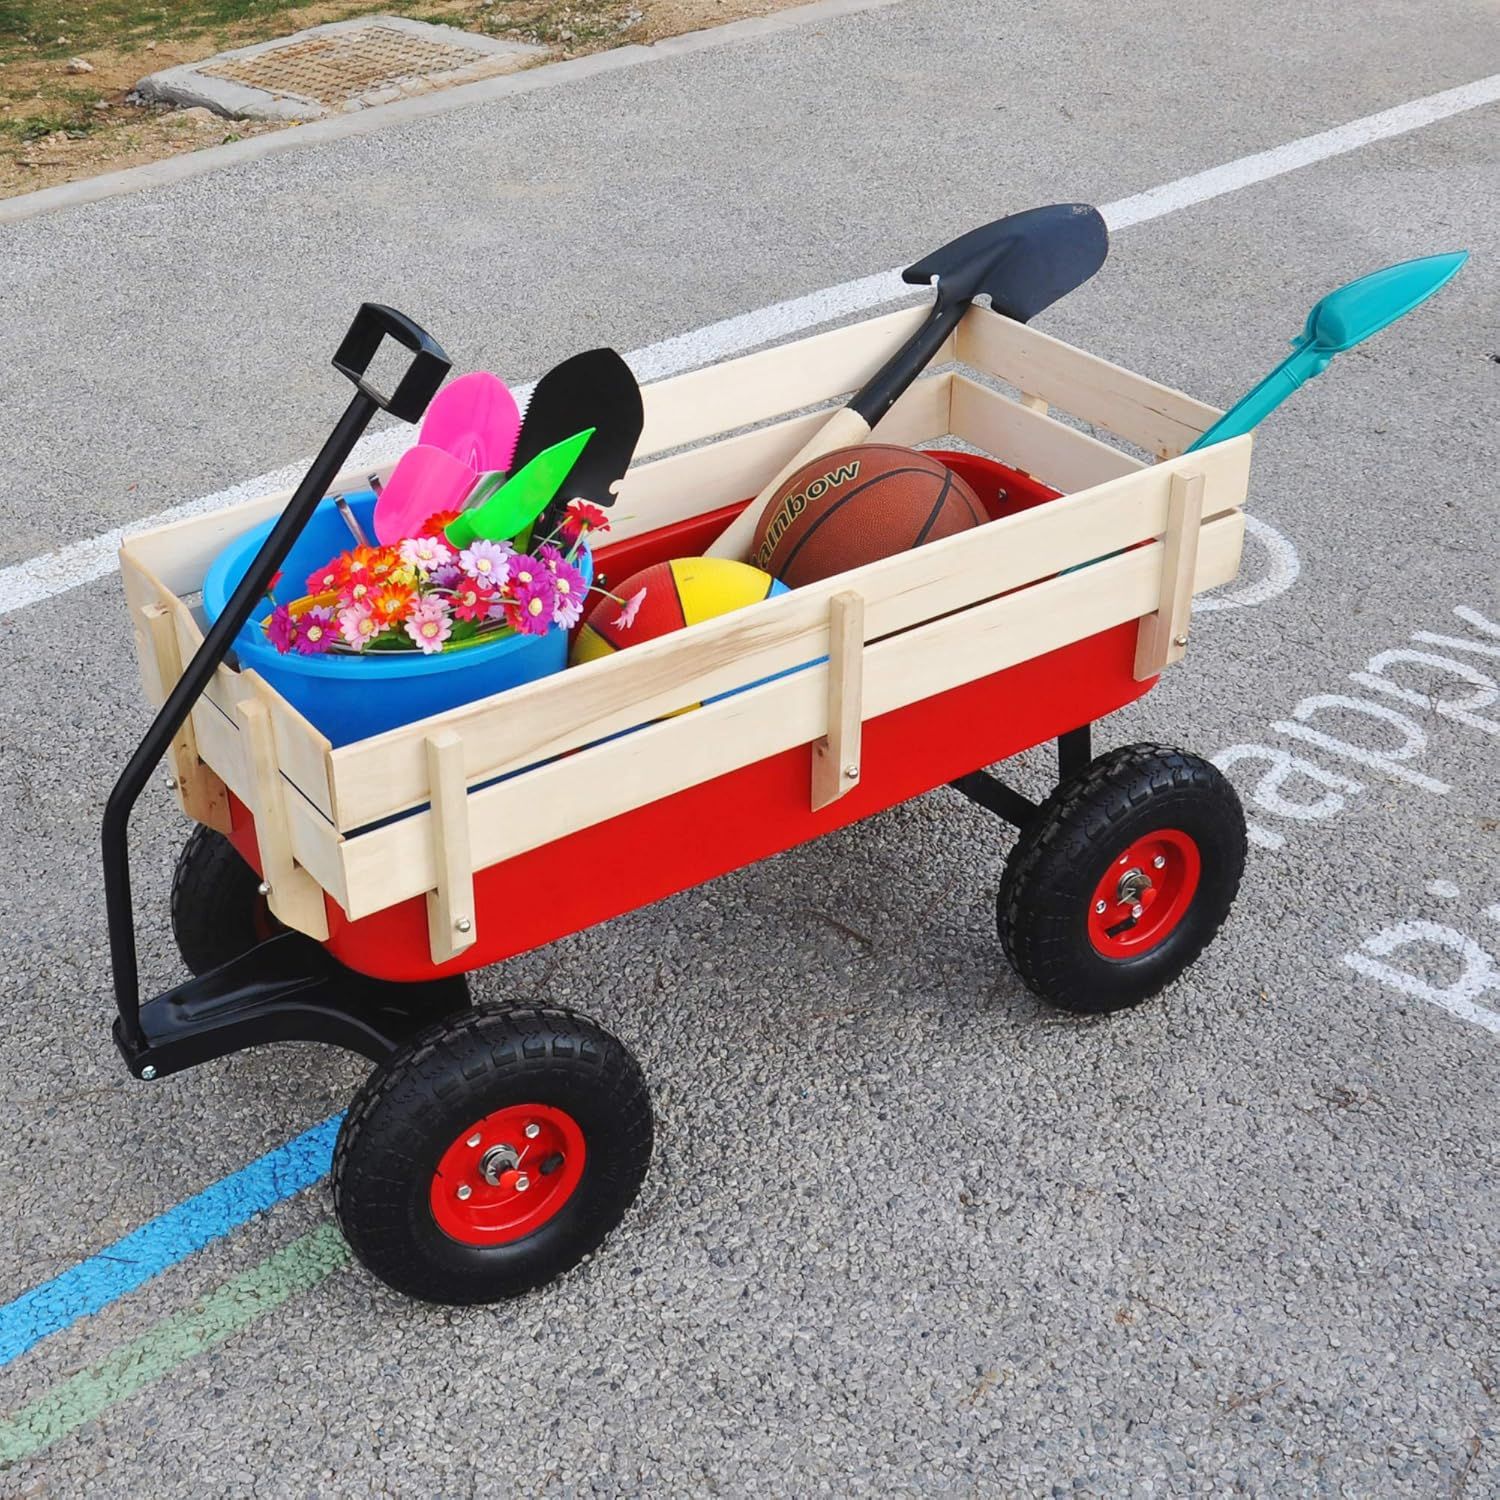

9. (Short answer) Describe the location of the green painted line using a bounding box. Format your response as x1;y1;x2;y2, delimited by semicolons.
0;1225;350;1466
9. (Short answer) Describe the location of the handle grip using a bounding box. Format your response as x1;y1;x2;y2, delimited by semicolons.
332;303;451;424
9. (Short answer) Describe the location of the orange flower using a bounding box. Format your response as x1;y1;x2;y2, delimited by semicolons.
367;581;415;625
419;509;463;538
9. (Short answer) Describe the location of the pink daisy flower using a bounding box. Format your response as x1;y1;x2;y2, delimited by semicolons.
508;569;558;637
458;540;513;587
547;554;588;628
399;535;454;575
338;603;380;651
615;586;647;630
405;596;453;655
294;606;336;656
266;603;298;654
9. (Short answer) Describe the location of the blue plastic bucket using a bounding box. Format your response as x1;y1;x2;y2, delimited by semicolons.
202;491;591;748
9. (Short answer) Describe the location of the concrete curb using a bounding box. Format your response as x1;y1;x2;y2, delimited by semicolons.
0;0;909;227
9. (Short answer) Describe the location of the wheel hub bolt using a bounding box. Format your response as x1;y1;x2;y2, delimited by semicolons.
524;1122;540;1139
515;1174;531;1193
1152;854;1166;869
456;1184;472;1201
466;1133;482;1148
1095;900;1107;914
1130;903;1144;919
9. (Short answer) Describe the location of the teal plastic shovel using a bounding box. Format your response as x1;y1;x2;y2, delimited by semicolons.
1188;251;1468;451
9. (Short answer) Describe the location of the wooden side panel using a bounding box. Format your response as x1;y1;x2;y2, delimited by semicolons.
336;511;1245;920
948;375;1146;492
636;304;945;458
329;438;1251;832
956;306;1222;458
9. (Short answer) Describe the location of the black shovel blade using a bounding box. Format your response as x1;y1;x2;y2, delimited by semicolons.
510;348;644;509
902;203;1108;323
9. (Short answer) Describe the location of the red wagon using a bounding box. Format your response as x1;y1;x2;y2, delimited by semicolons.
110;301;1251;1302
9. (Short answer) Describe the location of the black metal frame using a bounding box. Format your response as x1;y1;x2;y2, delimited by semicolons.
950;723;1092;830
104;305;452;1080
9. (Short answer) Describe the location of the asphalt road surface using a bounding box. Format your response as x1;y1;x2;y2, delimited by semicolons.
1;0;1497;1492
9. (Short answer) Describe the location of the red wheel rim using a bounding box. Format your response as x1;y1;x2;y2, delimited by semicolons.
429;1103;586;1247
1086;828;1201;958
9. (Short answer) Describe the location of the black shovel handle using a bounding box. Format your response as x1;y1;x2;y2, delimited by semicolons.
104;305;450;1051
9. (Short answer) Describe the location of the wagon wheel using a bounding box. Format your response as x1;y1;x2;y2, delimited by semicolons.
996;744;1246;1013
170;825;282;977
333;1006;653;1304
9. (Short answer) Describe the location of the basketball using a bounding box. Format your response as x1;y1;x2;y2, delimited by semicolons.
572;557;786;667
751;444;985;588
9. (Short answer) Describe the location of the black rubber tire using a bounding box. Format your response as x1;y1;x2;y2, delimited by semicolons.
996;743;1246;1014
333;1006;653;1304
170;825;279;977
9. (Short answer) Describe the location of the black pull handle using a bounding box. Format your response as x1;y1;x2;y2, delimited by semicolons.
331;302;452;424
106;303;451;1060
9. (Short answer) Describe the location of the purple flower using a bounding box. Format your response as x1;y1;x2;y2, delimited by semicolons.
405;596;453;655
429;560;463;589
547;554;588;628
459;540;513;587
509;569;558;637
266;603;298;654
293;606;336;656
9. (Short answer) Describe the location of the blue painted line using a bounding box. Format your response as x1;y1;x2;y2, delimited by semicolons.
0;1113;342;1368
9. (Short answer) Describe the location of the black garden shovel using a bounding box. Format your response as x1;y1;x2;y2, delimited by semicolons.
707;203;1109;559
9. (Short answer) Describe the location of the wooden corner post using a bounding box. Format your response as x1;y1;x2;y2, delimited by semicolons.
424;730;478;964
141;602;233;834
235;683;329;940
812;590;865;811
1134;470;1204;681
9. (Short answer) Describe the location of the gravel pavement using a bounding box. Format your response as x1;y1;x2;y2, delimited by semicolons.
0;0;1497;1492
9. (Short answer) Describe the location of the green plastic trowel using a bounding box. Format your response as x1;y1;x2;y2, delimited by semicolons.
444;427;594;550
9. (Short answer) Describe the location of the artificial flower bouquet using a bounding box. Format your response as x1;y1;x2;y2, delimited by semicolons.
263;499;611;658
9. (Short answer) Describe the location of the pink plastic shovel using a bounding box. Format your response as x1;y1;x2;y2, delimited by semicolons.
417;370;521;473
372;371;523;544
371;444;478;545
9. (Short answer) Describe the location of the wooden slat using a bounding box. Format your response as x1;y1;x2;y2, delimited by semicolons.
234;687;330;940
607;372;953;545
949;375;1145;492
636;304;946;459
957;306;1222;458
1134;471;1205;680
811;591;865;810
119;543;171;705
151;572;338;825
328;438;1252;832
122;455;396;599
142;603;233;834
187;694;349;909
336;512;1245;920
424;731;477;963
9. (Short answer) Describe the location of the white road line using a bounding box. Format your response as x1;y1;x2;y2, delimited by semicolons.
1103;74;1500;229
3;71;1497;620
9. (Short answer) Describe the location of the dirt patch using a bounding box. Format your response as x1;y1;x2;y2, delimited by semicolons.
1;0;810;199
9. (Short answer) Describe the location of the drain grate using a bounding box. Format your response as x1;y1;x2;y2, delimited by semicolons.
134;17;544;121
201;25;491;108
